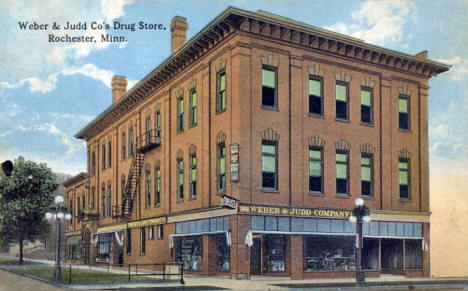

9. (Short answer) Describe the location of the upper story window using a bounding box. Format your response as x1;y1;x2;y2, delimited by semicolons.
128;126;134;157
126;228;132;256
361;87;373;124
189;89;198;126
335;151;349;195
107;183;112;217
145;115;151;144
361;154;373;197
101;184;106;218
121;176;126;200
155;111;161;130
217;143;226;191
335;81;349;120
177;157;184;201
262;141;278;190
140;227;146;255
145;166;151;208
91;151;96;176
121;131;126;160
101;144;106;170
91;186;95;209
399;158;410;199
262;67;277;108
216;71;226;113
177;97;184;132
107;141;112;168
190;153;197;198
154;166;161;206
309;77;323;116
398;95;410;130
309;147;323;193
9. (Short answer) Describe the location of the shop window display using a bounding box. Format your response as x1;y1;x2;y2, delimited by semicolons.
177;236;202;271
405;239;422;269
264;235;286;272
215;234;230;272
304;235;356;271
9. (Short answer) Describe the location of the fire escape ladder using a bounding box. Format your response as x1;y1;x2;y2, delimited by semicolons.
122;152;145;216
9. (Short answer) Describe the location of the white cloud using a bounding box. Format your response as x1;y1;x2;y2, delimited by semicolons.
61;64;115;88
0;131;12;138
325;1;414;46
433;56;468;81
49;112;95;123
0;73;58;93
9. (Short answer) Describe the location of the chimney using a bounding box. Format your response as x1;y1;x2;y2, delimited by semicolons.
171;16;188;54
111;75;127;103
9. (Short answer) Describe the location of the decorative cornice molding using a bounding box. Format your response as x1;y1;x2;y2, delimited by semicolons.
360;143;375;154
261;128;280;141
398;148;412;159
309;136;325;148
335;139;351;151
216;131;226;144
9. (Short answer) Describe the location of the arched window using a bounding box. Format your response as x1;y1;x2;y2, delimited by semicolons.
107;140;112;168
102;144;106;170
128;125;134;157
176;150;184;201
154;161;161;206
145;165;151;207
91;151;96;176
101;183;106;218
107;182;112;217
121;131;126;160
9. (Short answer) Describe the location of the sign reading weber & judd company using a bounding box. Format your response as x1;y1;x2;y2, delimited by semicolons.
239;204;351;219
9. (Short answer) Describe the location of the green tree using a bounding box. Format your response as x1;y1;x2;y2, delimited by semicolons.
0;156;57;263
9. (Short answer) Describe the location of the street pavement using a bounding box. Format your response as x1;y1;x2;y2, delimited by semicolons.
0;268;64;291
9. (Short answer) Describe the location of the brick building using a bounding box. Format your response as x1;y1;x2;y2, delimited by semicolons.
65;7;449;279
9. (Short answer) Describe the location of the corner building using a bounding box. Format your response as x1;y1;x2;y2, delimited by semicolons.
66;8;449;279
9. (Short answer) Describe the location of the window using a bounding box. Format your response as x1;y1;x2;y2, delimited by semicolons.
336;151;349;195
264;235;285;272
309;77;323;115
177;97;184;132
98;233;110;259
145;166;151;207
309;147;323;193
107;141;112;168
399;158;410;199
126;228;132;256
262;141;277;190
128;126;134;157
217;143;226;191
157;225;164;240
399;95;410;130
107;184;112;217
189;89;197;126
149;226;154;240
335;81;348;120
101;184;106;218
405;239;422;269
91;152;96;176
216;71;226;112
361;87;373;124
140;227;146;255
121;131;126;160
91;186;95;209
145;115;151;144
262;67;277;108
77;197;81;213
101;144;106;170
177;158;184;200
154;166;161;206
121;176;126;200
215;234;230;272
361;154;373;197
189;154;197;198
304;235;356;271
177;236;202;271
155;111;161;130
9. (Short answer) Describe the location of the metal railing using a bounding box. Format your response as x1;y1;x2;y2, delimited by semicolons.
65;262;184;284
136;129;161;153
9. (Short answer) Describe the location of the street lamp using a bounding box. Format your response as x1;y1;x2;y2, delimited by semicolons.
45;195;71;282
349;198;371;287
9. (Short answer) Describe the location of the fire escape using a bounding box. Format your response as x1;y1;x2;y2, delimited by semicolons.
113;129;161;219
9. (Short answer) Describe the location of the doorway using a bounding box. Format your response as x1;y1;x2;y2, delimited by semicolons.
250;238;261;275
83;229;91;265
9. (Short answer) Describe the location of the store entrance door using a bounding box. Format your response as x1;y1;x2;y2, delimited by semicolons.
84;229;91;265
250;238;261;275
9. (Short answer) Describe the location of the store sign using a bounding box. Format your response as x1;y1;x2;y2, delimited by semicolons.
239;204;351;218
127;216;166;228
220;195;238;209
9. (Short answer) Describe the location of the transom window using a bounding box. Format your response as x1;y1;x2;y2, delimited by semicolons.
262;67;277;108
361;87;373;124
398;95;410;130
336;151;349;195
309;77;323;116
399;158;410;199
335;82;348;120
217;143;226;191
262;141;278;190
361;154;373;197
217;71;226;112
309;147;323;193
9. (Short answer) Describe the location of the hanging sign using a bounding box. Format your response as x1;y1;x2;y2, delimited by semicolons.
230;144;239;182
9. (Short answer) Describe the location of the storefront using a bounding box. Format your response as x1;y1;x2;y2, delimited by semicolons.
93;224;126;264
66;235;82;262
170;216;231;275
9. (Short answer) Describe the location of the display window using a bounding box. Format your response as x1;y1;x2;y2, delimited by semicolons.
215;234;230;272
177;236;202;271
264;235;286;272
304;235;356;271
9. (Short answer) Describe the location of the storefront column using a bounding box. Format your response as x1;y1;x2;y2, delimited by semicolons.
231;215;250;279
422;223;430;277
202;235;210;275
290;235;304;279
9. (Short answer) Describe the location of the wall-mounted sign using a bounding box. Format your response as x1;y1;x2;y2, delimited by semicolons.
230;144;239;182
127;216;166;228
220;195;238;210
238;204;351;219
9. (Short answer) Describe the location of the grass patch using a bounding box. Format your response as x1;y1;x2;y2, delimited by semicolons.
0;257;40;265
103;287;228;291
11;266;172;284
273;279;468;289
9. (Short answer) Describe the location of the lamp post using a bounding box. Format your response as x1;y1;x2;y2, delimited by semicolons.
45;195;72;282
349;198;371;287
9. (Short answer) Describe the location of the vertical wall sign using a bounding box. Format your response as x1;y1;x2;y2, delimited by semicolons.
230;144;239;182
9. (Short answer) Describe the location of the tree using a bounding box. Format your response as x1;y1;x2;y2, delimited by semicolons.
0;156;57;263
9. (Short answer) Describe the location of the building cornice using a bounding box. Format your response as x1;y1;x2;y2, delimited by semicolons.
76;6;450;141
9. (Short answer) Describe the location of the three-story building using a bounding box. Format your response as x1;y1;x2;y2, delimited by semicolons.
65;7;449;279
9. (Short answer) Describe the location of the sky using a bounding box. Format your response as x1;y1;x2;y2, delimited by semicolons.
0;0;467;177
